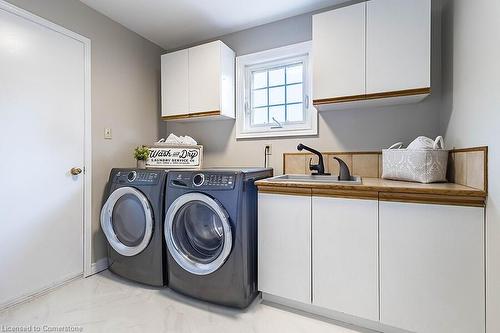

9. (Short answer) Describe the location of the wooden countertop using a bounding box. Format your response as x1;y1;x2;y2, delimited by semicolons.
255;177;487;207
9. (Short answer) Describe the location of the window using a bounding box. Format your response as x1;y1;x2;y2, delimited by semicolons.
236;42;317;138
251;62;304;125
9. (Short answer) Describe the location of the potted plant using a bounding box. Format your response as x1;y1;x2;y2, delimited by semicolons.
134;145;149;169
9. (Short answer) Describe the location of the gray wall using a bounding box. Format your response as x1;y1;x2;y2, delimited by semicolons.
5;0;164;263
440;0;500;331
165;1;443;174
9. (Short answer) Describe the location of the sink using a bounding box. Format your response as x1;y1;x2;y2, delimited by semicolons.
269;174;362;184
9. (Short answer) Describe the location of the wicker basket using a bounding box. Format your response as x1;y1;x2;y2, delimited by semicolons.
382;138;448;184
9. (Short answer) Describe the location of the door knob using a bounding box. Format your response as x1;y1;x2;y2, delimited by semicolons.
70;167;82;175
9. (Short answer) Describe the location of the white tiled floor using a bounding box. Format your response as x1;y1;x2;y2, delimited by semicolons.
0;271;368;333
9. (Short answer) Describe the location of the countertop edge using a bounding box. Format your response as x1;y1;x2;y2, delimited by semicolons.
255;178;487;207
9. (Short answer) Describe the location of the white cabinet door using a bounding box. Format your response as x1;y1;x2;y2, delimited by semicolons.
161;49;189;117
380;202;485;333
219;43;235;118
312;196;379;321
189;41;221;114
258;193;311;303
313;2;366;101
366;0;431;94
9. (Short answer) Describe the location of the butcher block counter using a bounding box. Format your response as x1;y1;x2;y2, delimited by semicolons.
255;177;487;207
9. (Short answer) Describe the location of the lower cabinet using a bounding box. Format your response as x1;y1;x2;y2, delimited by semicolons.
258;193;311;303
257;192;485;333
312;196;379;321
379;201;485;333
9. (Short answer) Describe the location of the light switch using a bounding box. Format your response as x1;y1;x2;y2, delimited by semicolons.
104;128;112;139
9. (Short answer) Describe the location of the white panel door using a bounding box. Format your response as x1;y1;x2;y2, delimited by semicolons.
0;6;86;306
161;49;189;117
312;2;366;100
380;202;485;333
366;0;431;93
258;193;311;303
312;196;379;321
188;41;221;113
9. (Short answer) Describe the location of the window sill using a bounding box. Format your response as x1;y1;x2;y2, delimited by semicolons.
236;126;318;139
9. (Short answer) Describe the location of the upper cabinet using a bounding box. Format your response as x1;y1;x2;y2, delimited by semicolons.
161;49;189;119
161;40;235;121
366;0;431;94
313;0;431;110
313;2;366;102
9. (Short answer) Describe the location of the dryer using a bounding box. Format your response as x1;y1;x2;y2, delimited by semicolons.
101;168;167;286
164;168;272;308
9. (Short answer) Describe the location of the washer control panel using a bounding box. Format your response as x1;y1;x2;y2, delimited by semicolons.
115;170;160;185
171;172;236;190
203;173;235;188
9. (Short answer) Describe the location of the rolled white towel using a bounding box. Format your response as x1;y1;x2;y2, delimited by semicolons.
407;136;444;150
179;135;197;145
157;133;198;145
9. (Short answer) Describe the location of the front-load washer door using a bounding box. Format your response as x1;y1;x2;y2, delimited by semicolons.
165;192;232;275
101;187;153;257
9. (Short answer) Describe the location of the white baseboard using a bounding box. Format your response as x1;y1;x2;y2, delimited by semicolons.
90;257;108;276
0;273;82;312
261;293;412;333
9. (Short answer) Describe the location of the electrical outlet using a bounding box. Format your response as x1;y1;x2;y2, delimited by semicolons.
265;144;272;155
104;128;112;139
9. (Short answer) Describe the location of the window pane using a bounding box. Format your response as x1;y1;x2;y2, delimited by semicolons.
253;71;267;89
286;64;303;84
268;67;285;86
286;84;303;104
253;107;268;124
269;86;285;105
287;103;304;122
252;89;267;108
269;105;285;123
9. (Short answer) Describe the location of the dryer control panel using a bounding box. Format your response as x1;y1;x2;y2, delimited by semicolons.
170;171;236;190
114;170;161;185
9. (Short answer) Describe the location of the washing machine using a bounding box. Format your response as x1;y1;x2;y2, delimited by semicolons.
101;168;167;286
164;168;272;308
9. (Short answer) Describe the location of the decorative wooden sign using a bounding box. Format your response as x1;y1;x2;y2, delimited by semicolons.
146;144;203;169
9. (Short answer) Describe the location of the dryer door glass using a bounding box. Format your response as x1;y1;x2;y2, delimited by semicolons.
165;193;232;275
101;187;153;257
111;194;146;247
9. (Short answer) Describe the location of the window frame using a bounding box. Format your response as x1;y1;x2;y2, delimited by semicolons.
236;41;317;139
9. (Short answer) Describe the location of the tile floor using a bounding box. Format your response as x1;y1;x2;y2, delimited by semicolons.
0;271;368;333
